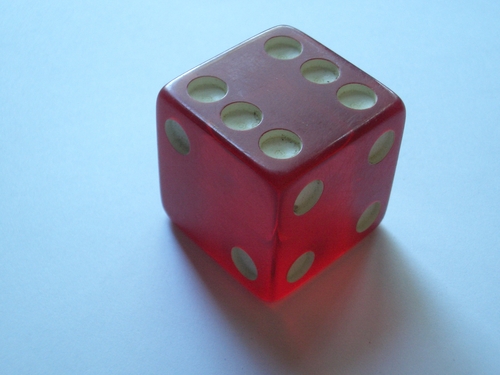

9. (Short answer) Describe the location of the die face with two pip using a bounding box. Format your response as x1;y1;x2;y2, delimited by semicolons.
157;25;405;301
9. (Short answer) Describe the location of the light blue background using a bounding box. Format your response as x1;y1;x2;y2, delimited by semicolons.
1;0;499;374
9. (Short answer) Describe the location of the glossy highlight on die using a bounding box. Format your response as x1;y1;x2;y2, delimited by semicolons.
157;25;406;301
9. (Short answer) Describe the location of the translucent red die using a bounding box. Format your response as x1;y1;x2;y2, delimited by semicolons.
156;25;405;301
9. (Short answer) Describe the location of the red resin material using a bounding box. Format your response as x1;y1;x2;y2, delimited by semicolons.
157;25;405;301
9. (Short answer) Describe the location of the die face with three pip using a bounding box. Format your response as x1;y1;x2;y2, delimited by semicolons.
157;25;405;301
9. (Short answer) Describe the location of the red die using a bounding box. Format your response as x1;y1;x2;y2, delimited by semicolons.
157;25;405;301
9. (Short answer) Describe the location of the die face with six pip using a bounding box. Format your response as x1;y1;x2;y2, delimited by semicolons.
157;25;405;301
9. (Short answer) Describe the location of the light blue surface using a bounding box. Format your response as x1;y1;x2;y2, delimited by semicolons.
1;0;500;373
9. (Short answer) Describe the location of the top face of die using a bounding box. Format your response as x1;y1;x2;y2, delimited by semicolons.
163;25;404;184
